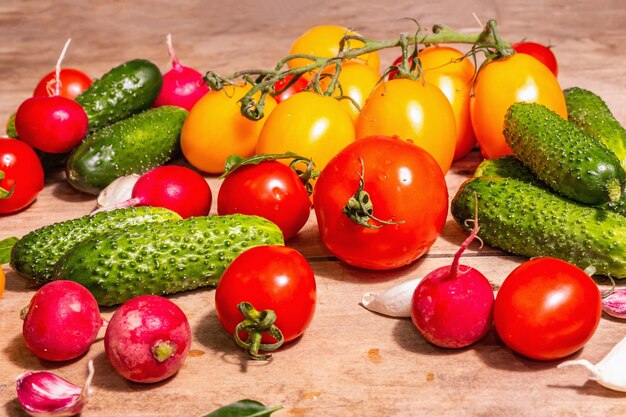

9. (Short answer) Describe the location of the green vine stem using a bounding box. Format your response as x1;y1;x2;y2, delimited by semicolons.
204;19;512;120
233;301;284;361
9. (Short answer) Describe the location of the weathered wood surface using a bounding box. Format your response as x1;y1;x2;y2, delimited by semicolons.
2;0;626;416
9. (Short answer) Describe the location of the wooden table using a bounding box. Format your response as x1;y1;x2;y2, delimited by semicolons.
2;0;626;416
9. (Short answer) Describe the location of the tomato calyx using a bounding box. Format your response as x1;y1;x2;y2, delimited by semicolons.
0;170;15;199
343;159;404;229
233;302;284;361
221;152;319;195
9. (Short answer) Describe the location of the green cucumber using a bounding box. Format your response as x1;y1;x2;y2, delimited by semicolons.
564;87;626;171
10;207;181;284
474;155;543;186
76;58;163;131
475;156;626;217
451;176;626;278
503;102;626;205
66;106;187;194
52;214;285;306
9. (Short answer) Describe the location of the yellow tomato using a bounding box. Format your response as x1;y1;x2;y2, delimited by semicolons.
355;78;456;174
0;267;5;299
288;25;380;75
470;52;567;159
256;92;355;172
419;46;476;160
181;84;277;174
319;62;381;123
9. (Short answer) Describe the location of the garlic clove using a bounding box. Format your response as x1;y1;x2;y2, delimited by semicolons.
361;278;423;318
557;336;626;392
602;288;626;319
95;174;140;209
16;360;95;417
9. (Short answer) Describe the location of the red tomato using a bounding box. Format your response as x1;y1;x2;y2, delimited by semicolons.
217;160;312;240
215;245;316;351
494;257;602;361
512;41;558;76
33;68;92;100
273;74;308;103
313;136;448;270
0;138;45;214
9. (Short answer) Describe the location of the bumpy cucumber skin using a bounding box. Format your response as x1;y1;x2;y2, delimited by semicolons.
76;59;163;131
475;155;626;217
11;207;181;284
564;87;626;171
66;106;187;194
52;214;285;306
451;176;626;278
504;102;626;205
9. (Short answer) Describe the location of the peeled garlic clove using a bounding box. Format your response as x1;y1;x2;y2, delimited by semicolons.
16;360;95;417
361;278;423;317
602;288;626;319
96;174;140;209
557;336;626;392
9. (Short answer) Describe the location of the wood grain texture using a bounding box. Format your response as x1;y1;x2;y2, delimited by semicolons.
2;1;626;416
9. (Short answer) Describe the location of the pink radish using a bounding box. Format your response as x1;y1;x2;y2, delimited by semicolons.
95;165;212;219
15;39;88;154
104;295;191;383
410;207;494;348
153;34;209;110
22;280;104;362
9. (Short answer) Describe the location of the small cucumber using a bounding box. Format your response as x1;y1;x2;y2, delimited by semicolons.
451;176;626;278
76;58;163;131
52;214;285;306
66;106;187;194
10;207;181;284
503;102;626;205
564;87;626;171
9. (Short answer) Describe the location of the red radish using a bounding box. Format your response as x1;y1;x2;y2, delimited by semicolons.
95;165;212;218
153;34;209;110
104;295;191;383
410;206;494;348
15;39;88;153
22;280;104;362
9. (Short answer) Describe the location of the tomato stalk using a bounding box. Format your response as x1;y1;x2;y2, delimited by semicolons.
343;158;404;229
204;19;511;120
233;301;284;361
0;170;15;199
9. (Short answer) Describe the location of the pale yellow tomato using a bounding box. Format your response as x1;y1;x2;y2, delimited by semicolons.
288;25;380;75
419;46;476;160
355;78;456;174
181;84;277;174
256;92;355;172
319;62;381;123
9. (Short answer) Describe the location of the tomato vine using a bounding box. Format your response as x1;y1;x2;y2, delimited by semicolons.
203;19;511;120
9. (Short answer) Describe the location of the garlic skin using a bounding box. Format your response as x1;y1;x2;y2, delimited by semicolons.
557;337;626;392
361;278;423;317
95;174;140;209
16;360;95;417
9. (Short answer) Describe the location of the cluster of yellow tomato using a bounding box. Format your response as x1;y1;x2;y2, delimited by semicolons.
179;24;567;176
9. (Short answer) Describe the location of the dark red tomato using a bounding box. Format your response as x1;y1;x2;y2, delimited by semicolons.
33;68;92;100
217;160;311;240
494;257;601;361
313;136;448;270
511;42;558;76
273;74;308;103
215;245;316;347
0;138;44;214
